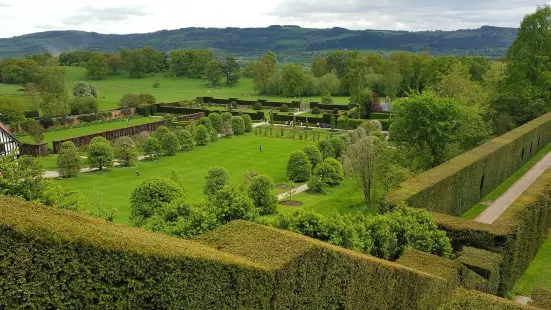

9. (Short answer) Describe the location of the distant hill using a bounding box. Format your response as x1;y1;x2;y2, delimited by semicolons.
0;25;517;60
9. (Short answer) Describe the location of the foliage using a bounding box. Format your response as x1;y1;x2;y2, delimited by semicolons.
253;101;263;110
143;136;162;158
328;137;345;159
153;125;170;140
221;56;240;86
203;166;229;197
342;136;375;208
170;49;213;78
316;157;344;185
85;53;109;80
0;153;44;200
175;128;194;151
119;93;141;108
242;114;253;132
221;112;233;123
209;185;258;223
130;177;183;226
303;145;323;169
280;104;289;112
286;151;312;182
57;142;80;177
317;139;336;159
208;112;222;133
138;93;156;105
307;175;327;194
203;60;222;88
231;116;246;135
68;96;98;115
114;136;138;166
251;51;277;94
26;121;45;143
221;120;233;138
246;174;277;215
197;117;213;132
195;124;210;146
311;106;321;115
160;132;180;156
0;96;25;124
87;141;114;171
281;64;306;97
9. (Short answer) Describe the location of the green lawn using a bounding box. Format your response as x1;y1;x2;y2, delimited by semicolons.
514;234;551;295
38;155;88;170
0;66;351;112
461;142;551;219
16;117;160;148
54;134;314;224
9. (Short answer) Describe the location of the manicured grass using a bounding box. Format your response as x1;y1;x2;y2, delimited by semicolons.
38;155;88;170
16;117;160;148
461;142;551;219
514;234;551;295
278;179;374;216
0;66;351;112
53;134;314;224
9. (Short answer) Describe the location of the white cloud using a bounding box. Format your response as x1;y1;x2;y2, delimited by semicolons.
0;0;547;38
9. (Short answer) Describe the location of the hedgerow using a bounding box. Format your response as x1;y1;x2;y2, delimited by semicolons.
439;288;533;310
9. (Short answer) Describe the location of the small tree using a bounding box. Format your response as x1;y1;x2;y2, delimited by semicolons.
242;114;253;132
119;93;141;108
88;142;114;171
26;122;45;143
143;136;162;159
204;166;229;197
160;132;180;156
57;141;80;178
286;151;312;182
247;174;277;215
208;112;223;133
195;124;210;146
114;136;138;166
328;137;346;159
130;177;183;226
175;128;194;151
231;116;246;135
317;139;336;159
0;96;25;124
342;137;375;208
303;145;323;169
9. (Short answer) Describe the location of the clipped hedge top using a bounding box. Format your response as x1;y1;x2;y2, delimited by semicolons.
0;196;264;270
458;247;503;272
440;288;539;310
196;220;445;280
386;113;551;206
397;248;463;281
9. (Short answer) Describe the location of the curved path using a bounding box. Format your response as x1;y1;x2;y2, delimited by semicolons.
475;151;551;224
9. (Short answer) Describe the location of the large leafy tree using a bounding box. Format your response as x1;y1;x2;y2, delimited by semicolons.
203;60;222;88
252;51;277;94
311;56;329;77
221;56;240;86
0;96;25;124
281;64;306;97
85;54;109;80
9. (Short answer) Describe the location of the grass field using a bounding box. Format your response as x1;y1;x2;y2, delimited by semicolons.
461;142;551;219
39;155;88;170
0;66;350;112
16;117;160;148
53;134;316;224
514;235;551;295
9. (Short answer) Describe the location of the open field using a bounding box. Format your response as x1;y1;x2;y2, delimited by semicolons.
53;134;317;224
0;66;350;113
514;235;551;295
16;117;160;148
461;142;551;219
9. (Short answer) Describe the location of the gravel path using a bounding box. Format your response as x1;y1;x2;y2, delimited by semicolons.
44;155;148;178
277;184;309;200
475;151;551;224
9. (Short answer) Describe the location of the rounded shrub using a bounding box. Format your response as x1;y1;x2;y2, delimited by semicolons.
197;117;213;132
130;177;183;226
317;139;336;159
221;120;233;137
247;174;277;215
307;175;327;194
371;119;383;131
286;151;312;182
175;128;194;151
253;102;263;110
221;112;233;123
203;166;229;197
280;104;289;112
208;112;223;133
57;141;80;178
315;158;344;185
303;145;323;169
328;137;346;159
312;106;321;115
242;114;253;132
160;132;180;156
231;116;246;135
153;126;171;140
195;124;210;146
87;142;114;170
115;136;138;166
90;136;109;145
143;136;162;158
333;108;339;115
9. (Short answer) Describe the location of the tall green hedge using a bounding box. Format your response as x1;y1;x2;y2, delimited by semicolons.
432;167;551;295
386;113;551;216
440;288;536;310
531;287;551;309
197;221;454;310
456;247;503;295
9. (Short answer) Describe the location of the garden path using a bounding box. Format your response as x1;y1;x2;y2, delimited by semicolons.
475;151;551;224
277;184;308;200
44;155;148;178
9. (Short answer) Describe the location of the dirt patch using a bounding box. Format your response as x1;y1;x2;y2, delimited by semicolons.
279;200;303;207
275;184;289;190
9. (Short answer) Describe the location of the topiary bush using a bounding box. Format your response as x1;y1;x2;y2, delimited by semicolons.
195;125;210;146
312;106;321;115
280;104;289;112
130;177;183;226
204;166;229;197
208;112;223;133
153;126;171;140
221;112;233;123
160;132;180;156
242;114;253;132
317;139;336;159
247;174;277;215
231;116;246;135
303;145;323;169
315;158;344;186
333;108;339;115
307;175;327;194
197;117;213;132
114;136;138;166
221;120;233;138
87;141;114;171
57;141;80;178
286;151;312;182
253;102;263;110
175;128;194;151
143;136;162;159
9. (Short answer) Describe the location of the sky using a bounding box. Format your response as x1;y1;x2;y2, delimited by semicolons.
0;0;548;38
